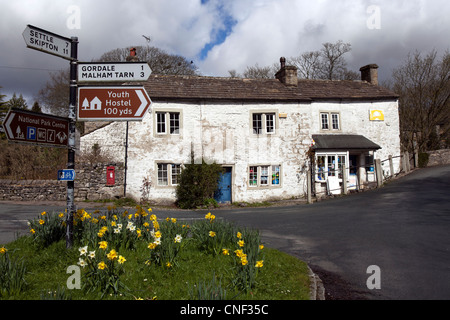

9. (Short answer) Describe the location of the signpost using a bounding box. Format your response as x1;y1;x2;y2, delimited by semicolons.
21;23;152;248
22;25;74;60
3;109;69;148
22;24;78;248
77;86;152;121
78;62;152;83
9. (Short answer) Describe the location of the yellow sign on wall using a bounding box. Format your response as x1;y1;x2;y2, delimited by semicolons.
370;110;384;121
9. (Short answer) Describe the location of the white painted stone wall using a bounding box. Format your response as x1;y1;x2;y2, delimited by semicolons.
80;98;400;204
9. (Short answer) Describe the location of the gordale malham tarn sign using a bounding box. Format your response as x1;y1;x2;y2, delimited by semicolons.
22;24;73;60
78;62;152;83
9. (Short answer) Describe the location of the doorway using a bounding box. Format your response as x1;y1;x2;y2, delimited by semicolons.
214;167;232;203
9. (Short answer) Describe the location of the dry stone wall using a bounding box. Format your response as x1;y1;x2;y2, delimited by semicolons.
0;163;124;202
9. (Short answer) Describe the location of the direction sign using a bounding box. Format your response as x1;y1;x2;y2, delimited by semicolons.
58;169;75;181
77;86;152;121
78;62;152;83
2;109;69;147
22;24;73;60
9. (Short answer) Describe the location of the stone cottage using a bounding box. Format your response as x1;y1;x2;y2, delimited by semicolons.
80;59;401;204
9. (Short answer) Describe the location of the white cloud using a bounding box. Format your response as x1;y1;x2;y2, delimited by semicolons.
0;0;449;103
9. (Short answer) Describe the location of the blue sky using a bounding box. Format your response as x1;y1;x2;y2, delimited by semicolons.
0;0;449;105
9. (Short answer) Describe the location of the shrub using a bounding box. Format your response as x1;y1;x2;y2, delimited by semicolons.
176;156;224;209
418;152;430;168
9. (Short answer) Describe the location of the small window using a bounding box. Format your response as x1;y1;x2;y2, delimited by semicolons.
321;113;329;130
171;164;181;185
249;165;281;187
249;166;258;186
157;164;168;186
266;114;275;134
260;166;269;185
252;114;262;134
332;113;340;130
156;112;166;134
272;165;280;185
320;112;340;131
170;113;180;134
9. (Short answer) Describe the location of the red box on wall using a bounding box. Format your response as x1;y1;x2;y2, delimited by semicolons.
106;166;115;186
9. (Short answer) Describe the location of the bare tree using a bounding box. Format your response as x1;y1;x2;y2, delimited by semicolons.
36;69;69;117
392;49;450;152
288;40;358;80
97;45;198;76
289;51;322;79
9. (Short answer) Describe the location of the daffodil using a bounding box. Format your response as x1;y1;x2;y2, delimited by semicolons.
238;240;245;247
41;211;46;216
209;231;216;237
150;214;157;221
118;255;126;264
241;257;248;266
99;241;108;250
88;251;96;259
0;247;7;254
222;248;230;255
79;246;88;256
166;262;172;268
236;232;242;239
154;230;162;238
171;218;177;223
255;260;264;268
148;242;157;250
78;258;87;268
39;219;45;225
107;249;118;261
174;234;182;243
259;244;264;250
30;229;36;234
98;261;107;270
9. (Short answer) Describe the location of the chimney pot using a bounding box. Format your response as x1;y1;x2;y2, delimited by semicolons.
360;64;379;85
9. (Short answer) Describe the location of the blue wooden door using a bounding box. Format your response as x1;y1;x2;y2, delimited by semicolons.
215;167;232;203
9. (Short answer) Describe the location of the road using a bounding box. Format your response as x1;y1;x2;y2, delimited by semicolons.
1;165;449;300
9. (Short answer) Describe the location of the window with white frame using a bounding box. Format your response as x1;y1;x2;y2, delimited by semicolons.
249;165;281;187
252;112;276;134
157;163;181;186
320;112;340;131
155;111;181;135
315;152;348;181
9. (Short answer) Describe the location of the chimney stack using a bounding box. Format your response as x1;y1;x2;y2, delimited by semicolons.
126;47;139;62
276;57;298;87
360;64;379;85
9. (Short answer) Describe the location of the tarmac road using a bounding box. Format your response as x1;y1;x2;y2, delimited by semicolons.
1;165;449;300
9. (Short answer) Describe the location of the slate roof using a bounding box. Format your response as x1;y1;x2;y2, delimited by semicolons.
144;74;399;103
312;134;382;150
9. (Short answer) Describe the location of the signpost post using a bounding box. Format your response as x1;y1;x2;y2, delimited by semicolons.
77;86;152;121
22;24;78;248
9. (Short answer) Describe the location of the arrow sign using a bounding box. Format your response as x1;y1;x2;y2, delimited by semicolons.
77;86;152;121
78;62;152;83
22;24;73;60
2;109;69;147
